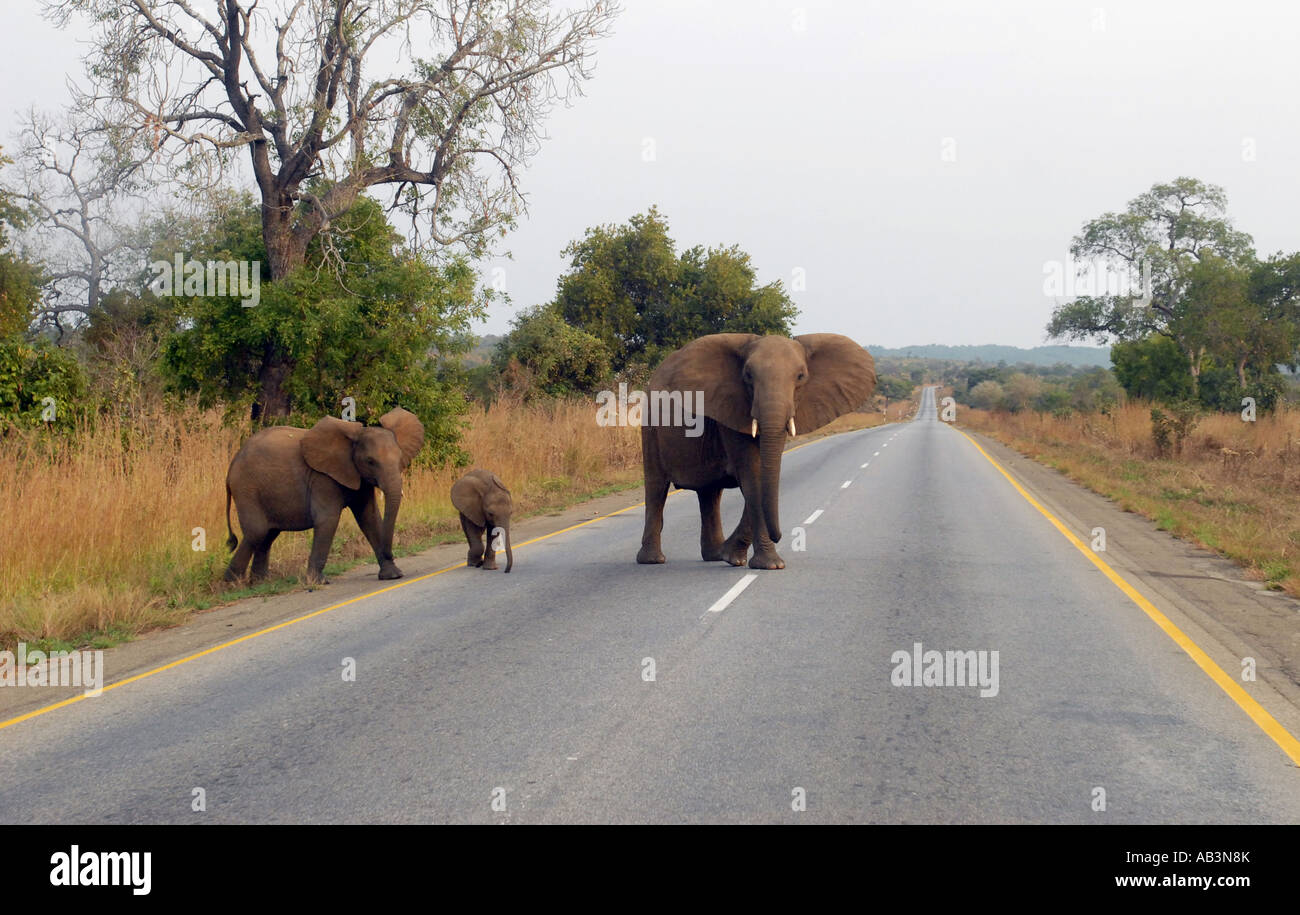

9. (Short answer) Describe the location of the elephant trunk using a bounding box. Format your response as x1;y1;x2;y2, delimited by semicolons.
758;408;787;543
503;524;513;573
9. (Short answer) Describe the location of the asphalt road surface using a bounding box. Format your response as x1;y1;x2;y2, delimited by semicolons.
2;387;1298;823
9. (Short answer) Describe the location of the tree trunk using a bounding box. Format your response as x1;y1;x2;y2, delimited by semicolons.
252;194;309;422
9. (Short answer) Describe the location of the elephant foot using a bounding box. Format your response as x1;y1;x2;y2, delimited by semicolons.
222;568;242;583
637;547;666;564
748;550;785;570
720;540;750;567
378;565;403;580
701;543;726;562
481;561;498;571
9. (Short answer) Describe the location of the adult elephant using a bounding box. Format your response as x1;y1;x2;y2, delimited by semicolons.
637;334;875;570
224;407;425;585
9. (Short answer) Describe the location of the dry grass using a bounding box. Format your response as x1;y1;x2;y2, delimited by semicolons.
1;396;641;650
958;400;1300;596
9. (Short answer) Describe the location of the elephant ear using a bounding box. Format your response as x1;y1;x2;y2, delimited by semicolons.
379;407;425;468
301;416;365;490
487;471;510;496
794;334;877;433
649;333;758;434
450;474;486;527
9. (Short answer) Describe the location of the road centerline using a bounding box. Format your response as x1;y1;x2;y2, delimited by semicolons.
704;573;759;615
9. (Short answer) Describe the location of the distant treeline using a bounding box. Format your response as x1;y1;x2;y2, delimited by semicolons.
865;344;1111;368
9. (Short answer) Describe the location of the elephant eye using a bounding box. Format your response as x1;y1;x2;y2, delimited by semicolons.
797;372;806;382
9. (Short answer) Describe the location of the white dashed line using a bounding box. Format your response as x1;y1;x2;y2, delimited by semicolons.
803;509;824;525
705;574;758;614
873;451;880;456
860;462;870;468
841;480;852;489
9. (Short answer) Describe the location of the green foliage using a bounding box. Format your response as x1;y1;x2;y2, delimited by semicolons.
492;304;612;397
875;374;913;401
968;380;1005;410
0;336;86;431
0;147;44;339
553;207;798;372
1110;335;1194;402
159;194;482;463
1047;177;1300;410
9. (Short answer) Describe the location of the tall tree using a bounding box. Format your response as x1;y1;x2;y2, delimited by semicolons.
553;207;799;372
6;111;148;340
50;0;620;417
159;194;482;460
1046;177;1254;395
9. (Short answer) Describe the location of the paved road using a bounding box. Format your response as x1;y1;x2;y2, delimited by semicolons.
2;387;1298;823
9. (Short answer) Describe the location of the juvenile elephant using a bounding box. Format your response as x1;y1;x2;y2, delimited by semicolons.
224;407;425;585
450;469;514;573
638;333;875;570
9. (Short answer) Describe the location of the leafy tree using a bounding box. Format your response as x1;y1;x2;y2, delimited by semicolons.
52;0;619;416
1046;177;1255;396
968;380;1005;410
160;195;482;461
554;207;798;371
0;149;85;430
1002;373;1043;413
0;337;86;431
1110;335;1194;402
0;147;43;339
492;304;613;397
875;374;913;402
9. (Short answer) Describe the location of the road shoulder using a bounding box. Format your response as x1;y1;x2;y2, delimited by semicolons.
959;426;1300;754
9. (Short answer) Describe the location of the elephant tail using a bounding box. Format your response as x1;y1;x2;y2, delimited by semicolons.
225;482;238;552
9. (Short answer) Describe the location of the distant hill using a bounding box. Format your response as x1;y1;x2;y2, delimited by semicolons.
865;344;1111;368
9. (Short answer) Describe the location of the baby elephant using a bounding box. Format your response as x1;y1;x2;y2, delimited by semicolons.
450;469;514;572
224;407;425;585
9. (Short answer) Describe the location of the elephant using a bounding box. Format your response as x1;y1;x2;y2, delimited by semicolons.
637;333;875;570
223;407;425;585
450;469;514;572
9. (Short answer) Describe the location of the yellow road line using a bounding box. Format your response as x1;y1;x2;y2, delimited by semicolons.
956;427;1300;767
0;421;884;733
0;498;650;732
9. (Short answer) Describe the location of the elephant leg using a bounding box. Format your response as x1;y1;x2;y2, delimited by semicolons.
461;514;485;567
250;529;280;582
720;513;752;567
734;452;784;571
306;511;342;585
637;429;670;564
223;508;265;583
353;494;402;580
698;486;726;561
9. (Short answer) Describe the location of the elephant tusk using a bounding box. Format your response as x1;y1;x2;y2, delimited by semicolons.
788;418;796;437
751;419;758;439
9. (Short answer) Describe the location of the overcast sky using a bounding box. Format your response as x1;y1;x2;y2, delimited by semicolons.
3;0;1298;348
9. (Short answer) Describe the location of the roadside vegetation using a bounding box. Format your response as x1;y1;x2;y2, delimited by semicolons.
957;401;1300;597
